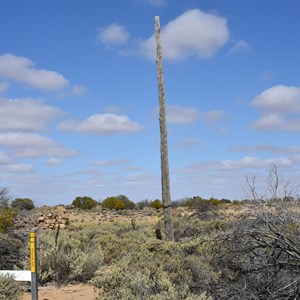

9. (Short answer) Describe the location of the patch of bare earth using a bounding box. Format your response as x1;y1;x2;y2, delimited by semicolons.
21;284;99;300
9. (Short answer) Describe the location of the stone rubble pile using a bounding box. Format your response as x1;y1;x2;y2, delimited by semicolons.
37;209;69;229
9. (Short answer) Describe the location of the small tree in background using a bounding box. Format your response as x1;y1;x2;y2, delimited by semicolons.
102;197;125;210
72;196;98;210
0;187;14;233
0;208;14;233
102;195;135;210
11;198;35;210
136;199;151;209
117;195;135;209
150;199;163;209
0;187;10;208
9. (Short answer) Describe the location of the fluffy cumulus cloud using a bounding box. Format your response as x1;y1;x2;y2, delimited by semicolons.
251;85;300;131
97;23;130;46
58;113;143;135
0;53;69;91
140;9;229;61
0;98;60;132
0;132;77;158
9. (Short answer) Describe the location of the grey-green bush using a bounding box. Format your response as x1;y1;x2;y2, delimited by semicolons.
38;230;103;285
0;274;22;300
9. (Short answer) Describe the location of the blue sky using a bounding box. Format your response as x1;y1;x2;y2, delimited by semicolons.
1;0;300;205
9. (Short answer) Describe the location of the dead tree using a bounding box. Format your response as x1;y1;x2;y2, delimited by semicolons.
155;16;174;242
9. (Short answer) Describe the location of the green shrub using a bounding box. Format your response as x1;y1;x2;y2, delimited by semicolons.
0;208;15;233
38;230;103;285
102;197;125;210
117;195;136;209
72;196;98;210
11;198;35;210
0;274;22;300
150;199;163;209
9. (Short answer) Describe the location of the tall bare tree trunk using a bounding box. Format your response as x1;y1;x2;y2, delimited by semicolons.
155;16;174;242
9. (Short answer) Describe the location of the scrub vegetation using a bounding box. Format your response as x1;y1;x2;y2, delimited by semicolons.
1;166;300;299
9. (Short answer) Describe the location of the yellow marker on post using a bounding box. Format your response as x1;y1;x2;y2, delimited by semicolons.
30;230;38;300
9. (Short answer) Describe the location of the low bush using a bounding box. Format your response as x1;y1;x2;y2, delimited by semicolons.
0;274;22;300
38;230;103;285
0;233;25;270
0;208;15;234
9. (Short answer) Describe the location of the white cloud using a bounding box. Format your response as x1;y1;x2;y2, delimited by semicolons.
97;23;130;46
229;39;250;54
188;156;292;172
251;85;300;131
167;105;201;124
58;113;143;135
0;53;69;91
0;151;9;164
251;113;286;130
140;9;229;61
0;82;9;93
232;144;300;155
0;98;60;132
251;85;300;113
0;132;77;158
46;158;62;166
3;163;33;173
166;105;225;126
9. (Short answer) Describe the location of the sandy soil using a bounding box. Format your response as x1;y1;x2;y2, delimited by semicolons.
21;284;99;300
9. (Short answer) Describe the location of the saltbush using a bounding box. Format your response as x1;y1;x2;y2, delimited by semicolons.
0;233;25;270
38;230;103;285
0;275;22;300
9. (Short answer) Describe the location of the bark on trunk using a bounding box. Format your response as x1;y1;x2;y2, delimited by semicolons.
155;16;174;242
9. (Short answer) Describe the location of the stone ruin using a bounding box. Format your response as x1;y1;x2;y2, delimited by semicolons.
36;209;69;229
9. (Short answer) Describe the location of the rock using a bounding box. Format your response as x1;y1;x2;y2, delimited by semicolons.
37;216;45;222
